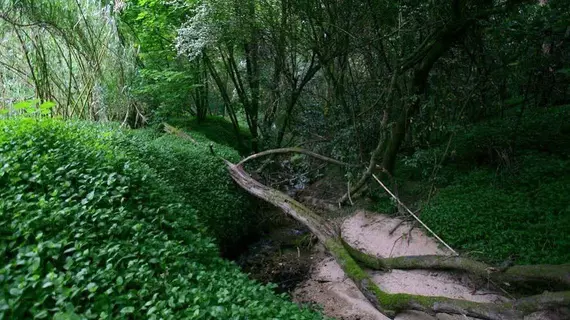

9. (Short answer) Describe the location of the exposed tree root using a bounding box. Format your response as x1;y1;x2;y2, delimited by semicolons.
224;161;570;320
342;238;570;292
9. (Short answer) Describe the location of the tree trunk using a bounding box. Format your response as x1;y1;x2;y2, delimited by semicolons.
338;17;473;204
223;159;570;320
159;120;570;317
203;53;246;150
275;54;321;147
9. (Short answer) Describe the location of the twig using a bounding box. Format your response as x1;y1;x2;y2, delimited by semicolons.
347;181;354;206
389;234;407;258
388;219;406;235
372;174;458;255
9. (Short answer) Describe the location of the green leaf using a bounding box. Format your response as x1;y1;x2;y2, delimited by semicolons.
39;101;56;110
120;307;135;314
9;287;23;296
53;312;81;320
87;282;98;293
13;100;34;110
34;309;49;319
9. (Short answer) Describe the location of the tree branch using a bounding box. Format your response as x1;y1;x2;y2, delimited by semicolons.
224;161;570;320
236;147;359;167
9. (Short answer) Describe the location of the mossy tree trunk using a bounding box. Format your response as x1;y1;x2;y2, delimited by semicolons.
225;161;570;320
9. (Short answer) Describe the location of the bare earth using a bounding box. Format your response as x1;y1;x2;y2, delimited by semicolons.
293;211;557;320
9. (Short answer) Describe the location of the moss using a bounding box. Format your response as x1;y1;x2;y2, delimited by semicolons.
325;239;369;281
340;238;388;270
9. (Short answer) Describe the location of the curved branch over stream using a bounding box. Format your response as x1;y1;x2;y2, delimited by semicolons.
163;125;570;319
224;160;570;320
237;147;359;167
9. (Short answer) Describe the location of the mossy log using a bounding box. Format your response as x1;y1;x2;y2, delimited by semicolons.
342;238;570;292
225;162;570;320
163;122;197;144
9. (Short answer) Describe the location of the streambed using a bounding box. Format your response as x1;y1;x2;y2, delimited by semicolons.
237;211;563;320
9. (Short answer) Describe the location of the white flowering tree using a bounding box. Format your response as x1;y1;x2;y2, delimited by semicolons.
176;0;261;150
176;0;324;150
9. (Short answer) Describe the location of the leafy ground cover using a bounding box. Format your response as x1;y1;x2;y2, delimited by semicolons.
123;127;257;255
401;106;570;264
0;118;322;319
165;116;253;155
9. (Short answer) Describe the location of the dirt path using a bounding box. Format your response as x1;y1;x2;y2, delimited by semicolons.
293;211;509;320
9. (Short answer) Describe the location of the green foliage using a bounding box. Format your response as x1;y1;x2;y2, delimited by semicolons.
450;106;570;166
123;126;254;253
418;106;570;265
0;118;322;319
120;0;205;124
133;69;196;118
371;197;397;215
0;0;136;120
0;99;56;118
398;105;570;186
422;162;570;265
167;116;252;154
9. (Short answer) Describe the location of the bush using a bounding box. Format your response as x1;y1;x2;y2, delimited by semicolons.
449;105;570;167
123;128;256;254
0;119;321;319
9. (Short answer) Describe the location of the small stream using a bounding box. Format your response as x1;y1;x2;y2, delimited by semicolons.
234;223;318;293
234;162;319;293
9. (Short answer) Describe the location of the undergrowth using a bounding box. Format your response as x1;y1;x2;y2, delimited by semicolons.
123;128;256;255
397;105;570;265
166;116;252;155
0;118;321;319
422;160;570;264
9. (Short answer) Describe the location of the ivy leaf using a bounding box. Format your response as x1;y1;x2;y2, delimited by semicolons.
86;282;98;293
120;306;135;314
53;312;81;320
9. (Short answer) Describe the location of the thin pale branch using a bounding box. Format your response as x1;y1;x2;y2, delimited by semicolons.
236;147;359;167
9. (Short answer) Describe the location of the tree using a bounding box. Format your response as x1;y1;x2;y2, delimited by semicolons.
0;0;136;120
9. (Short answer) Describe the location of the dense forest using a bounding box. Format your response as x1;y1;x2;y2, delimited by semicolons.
1;0;569;319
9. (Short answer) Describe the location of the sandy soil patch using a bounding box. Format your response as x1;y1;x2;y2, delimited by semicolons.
294;211;506;320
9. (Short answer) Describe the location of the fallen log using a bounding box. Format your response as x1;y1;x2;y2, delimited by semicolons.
161;124;570;318
343;237;570;292
163;122;197;144
224;161;570;320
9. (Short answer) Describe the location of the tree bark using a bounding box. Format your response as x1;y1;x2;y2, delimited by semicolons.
338;5;478;204
342;238;570;292
236;147;358;167
203;53;246;150
222;158;570;320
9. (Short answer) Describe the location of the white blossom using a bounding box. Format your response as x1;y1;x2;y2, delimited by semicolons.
176;4;217;61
